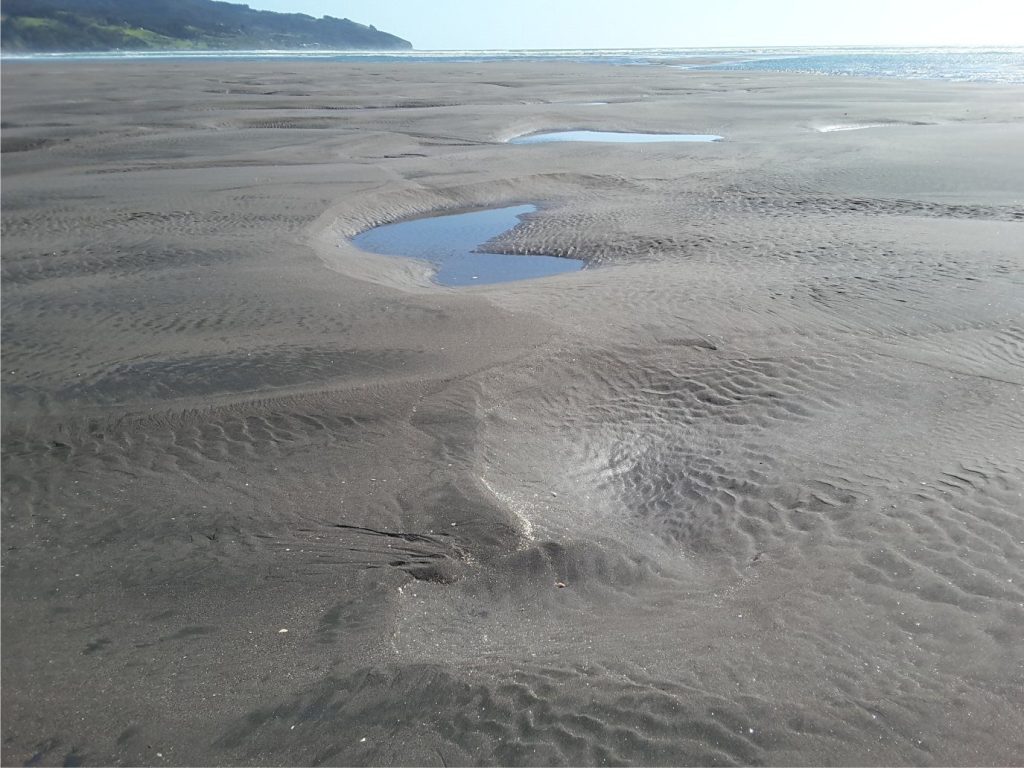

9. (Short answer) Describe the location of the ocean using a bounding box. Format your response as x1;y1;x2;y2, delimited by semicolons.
5;46;1024;83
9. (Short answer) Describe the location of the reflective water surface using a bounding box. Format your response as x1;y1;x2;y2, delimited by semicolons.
352;204;583;286
510;130;724;143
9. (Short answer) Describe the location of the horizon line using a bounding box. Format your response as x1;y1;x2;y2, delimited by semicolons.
5;43;1023;56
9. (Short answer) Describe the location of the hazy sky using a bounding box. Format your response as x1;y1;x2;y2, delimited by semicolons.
243;0;1024;50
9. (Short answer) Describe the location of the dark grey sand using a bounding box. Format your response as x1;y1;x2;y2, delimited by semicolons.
2;61;1023;766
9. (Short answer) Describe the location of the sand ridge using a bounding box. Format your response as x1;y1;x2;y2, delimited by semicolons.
2;61;1023;766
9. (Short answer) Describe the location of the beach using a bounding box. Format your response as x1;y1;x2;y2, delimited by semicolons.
2;60;1023;765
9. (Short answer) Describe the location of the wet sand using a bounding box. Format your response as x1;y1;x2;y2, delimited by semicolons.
2;61;1023;766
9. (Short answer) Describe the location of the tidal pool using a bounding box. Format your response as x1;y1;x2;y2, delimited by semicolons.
510;130;723;144
352;204;583;286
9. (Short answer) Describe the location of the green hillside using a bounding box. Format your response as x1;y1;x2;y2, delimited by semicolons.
1;0;412;51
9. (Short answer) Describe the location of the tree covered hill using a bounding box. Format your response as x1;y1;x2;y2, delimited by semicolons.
1;0;413;52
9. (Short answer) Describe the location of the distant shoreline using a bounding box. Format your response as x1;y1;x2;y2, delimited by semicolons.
4;46;1022;83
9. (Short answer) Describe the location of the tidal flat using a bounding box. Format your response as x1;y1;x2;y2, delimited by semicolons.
2;60;1023;766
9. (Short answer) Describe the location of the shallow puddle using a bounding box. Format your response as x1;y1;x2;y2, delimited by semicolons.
816;121;931;132
352;204;583;286
510;130;723;144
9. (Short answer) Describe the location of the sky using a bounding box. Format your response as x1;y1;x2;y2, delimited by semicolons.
242;0;1024;50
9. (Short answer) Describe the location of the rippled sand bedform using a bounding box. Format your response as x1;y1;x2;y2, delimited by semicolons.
2;61;1023;766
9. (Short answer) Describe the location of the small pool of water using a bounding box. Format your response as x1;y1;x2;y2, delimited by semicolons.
816;121;932;132
510;130;723;144
351;204;583;286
